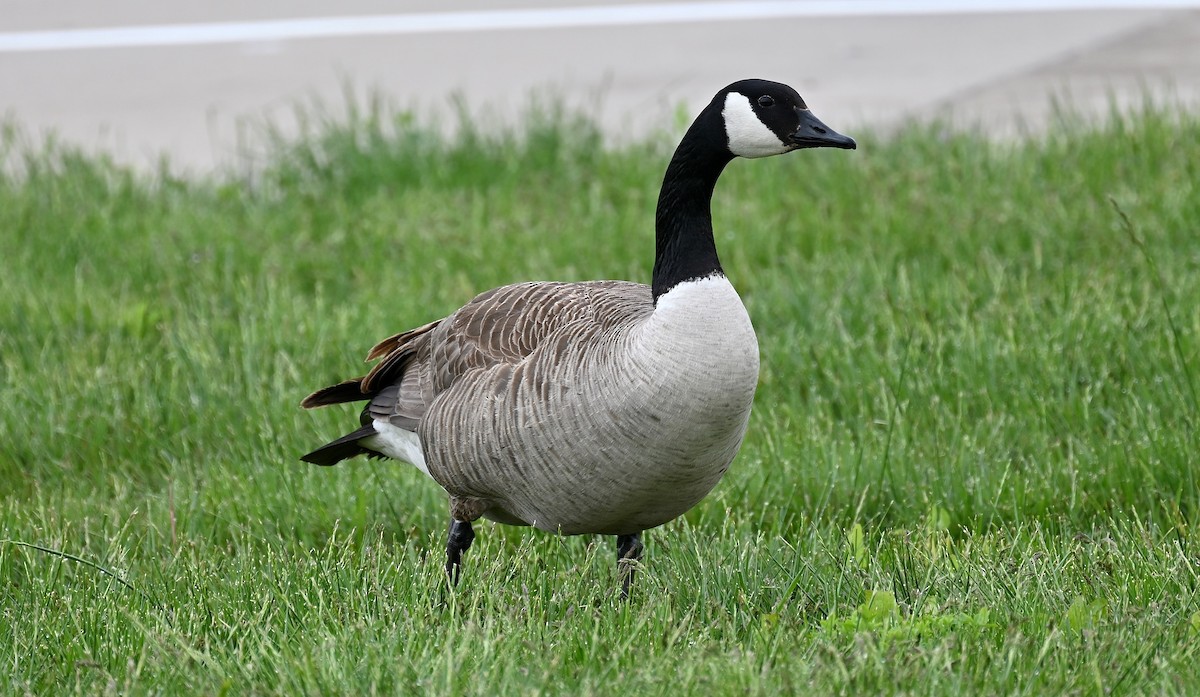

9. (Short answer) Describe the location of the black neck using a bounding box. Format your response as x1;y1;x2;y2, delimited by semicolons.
651;107;734;302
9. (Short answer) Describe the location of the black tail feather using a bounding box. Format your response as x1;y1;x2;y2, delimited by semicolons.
300;378;368;409
301;424;377;466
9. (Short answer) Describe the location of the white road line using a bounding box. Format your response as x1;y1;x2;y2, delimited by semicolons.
1;0;1197;53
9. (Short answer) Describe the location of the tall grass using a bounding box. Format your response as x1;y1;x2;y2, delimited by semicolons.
1;100;1198;694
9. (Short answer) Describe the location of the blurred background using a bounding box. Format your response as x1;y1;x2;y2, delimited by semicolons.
2;0;1199;170
4;5;1200;691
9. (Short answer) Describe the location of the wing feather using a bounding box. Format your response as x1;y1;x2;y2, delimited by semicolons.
301;280;652;464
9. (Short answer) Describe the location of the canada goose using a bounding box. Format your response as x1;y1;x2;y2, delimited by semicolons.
301;78;855;595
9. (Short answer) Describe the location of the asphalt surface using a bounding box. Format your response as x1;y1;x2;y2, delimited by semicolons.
2;1;1198;171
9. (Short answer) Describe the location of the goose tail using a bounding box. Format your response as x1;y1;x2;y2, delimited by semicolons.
300;378;368;409
300;424;378;466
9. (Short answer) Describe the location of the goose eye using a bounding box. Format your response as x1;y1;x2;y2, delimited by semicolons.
757;95;775;108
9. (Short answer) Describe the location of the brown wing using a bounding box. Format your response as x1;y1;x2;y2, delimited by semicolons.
371;280;649;428
426;281;647;388
301;280;652;439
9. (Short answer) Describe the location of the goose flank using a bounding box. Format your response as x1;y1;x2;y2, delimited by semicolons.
300;79;856;595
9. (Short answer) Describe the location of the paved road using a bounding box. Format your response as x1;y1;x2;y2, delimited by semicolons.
2;1;1198;171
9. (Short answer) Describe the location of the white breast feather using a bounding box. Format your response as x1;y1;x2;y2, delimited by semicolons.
643;274;759;380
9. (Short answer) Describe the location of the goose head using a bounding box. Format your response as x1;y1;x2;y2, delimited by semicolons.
717;78;856;158
652;78;856;300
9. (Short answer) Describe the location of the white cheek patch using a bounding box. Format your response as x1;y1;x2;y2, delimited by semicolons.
722;93;790;159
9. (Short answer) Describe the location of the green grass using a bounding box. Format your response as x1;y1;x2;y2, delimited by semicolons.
2;100;1199;694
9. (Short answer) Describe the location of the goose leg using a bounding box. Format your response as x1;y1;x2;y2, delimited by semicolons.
445;519;475;585
616;532;644;598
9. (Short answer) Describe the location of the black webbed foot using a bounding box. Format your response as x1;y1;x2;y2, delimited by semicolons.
616;532;644;599
445;518;476;585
